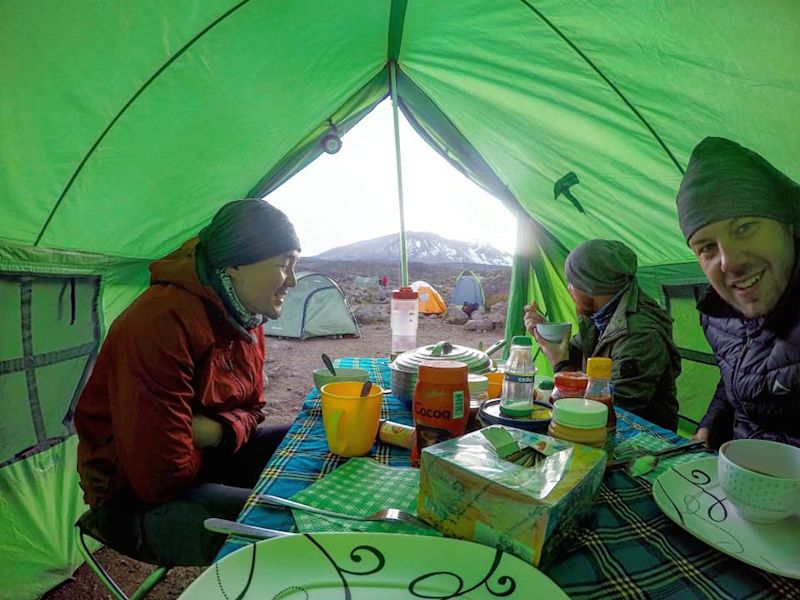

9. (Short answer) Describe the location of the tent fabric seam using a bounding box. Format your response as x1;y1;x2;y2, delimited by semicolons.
0;341;98;377
518;0;684;174
34;0;254;247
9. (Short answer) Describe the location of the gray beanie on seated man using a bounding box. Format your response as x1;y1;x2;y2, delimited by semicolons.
564;239;637;296
676;137;800;241
198;199;301;267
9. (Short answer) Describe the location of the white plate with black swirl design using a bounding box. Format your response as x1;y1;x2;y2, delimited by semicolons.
653;456;800;579
179;532;567;599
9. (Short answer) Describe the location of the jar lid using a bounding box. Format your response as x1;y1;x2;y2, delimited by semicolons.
418;359;468;384
511;335;532;346
586;357;612;378
552;397;607;428
554;371;589;388
392;286;418;300
467;373;488;395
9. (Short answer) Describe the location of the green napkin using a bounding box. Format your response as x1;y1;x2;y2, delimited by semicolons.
290;458;438;535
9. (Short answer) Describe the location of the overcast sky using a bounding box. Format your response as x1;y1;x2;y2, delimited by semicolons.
265;101;518;257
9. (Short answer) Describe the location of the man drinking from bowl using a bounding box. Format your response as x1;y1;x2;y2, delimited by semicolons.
676;137;800;449
524;239;681;430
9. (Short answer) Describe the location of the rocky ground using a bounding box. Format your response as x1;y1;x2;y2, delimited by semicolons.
43;261;511;600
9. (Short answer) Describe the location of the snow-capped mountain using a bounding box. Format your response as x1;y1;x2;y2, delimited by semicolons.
312;232;512;266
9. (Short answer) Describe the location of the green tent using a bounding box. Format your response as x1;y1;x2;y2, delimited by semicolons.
1;1;797;597
263;272;361;339
450;270;486;309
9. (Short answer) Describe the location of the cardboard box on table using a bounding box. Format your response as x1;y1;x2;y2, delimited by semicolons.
417;424;607;567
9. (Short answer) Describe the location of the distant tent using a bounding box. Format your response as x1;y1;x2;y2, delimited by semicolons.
264;272;360;339
352;275;379;288
410;280;447;315
449;271;486;309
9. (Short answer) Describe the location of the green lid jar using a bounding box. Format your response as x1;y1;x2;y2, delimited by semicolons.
547;397;607;448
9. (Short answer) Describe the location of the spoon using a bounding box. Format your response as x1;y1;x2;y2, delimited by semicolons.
321;353;336;376
360;380;373;397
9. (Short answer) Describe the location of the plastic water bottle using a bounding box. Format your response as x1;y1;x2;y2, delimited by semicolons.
390;287;419;359
499;336;536;417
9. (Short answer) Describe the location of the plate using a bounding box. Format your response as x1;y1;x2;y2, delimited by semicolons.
652;456;800;580
180;532;567;599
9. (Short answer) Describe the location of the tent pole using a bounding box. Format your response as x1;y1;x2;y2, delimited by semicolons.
389;60;409;287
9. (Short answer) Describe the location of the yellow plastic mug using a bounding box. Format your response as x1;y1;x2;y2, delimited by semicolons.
320;381;383;457
485;371;505;400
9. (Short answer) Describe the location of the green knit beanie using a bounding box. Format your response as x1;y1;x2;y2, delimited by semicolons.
676;137;799;241
565;239;637;295
198;199;300;267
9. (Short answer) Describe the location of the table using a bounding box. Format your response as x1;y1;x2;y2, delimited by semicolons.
218;358;799;599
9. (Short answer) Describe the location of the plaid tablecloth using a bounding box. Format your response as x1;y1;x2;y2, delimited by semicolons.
218;357;799;599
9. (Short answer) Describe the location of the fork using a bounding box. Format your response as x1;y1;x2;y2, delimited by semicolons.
256;493;435;530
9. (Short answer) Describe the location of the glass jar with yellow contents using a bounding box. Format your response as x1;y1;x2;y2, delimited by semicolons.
547;397;607;448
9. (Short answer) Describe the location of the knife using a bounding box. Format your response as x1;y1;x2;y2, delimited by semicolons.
204;518;292;541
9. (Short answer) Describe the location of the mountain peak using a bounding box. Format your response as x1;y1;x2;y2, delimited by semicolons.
312;232;512;266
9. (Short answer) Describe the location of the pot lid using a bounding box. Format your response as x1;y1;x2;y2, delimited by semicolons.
391;340;492;374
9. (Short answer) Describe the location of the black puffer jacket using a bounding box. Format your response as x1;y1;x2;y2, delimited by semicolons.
698;252;800;448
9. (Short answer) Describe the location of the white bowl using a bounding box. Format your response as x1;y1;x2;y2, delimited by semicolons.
717;439;800;524
535;322;571;343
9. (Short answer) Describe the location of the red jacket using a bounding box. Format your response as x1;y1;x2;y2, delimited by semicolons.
75;240;265;506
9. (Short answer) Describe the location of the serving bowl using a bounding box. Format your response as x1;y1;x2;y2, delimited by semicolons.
312;367;370;390
535;322;571;343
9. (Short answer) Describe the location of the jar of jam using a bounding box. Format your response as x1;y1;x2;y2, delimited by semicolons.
535;378;554;403
411;360;470;466
467;373;489;432
547;397;607;448
584;357;616;435
550;371;588;404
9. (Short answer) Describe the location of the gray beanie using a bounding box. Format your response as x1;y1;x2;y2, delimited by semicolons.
565;239;637;295
198;199;300;268
676;137;800;241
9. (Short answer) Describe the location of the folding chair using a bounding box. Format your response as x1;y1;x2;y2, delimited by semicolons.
75;511;169;600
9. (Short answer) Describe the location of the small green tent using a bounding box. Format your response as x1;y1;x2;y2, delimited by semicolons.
1;2;798;597
449;270;486;309
263;272;360;339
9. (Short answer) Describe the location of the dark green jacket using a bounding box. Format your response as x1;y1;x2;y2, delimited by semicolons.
564;284;681;431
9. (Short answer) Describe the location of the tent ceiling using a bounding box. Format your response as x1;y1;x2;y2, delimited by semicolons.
2;1;797;266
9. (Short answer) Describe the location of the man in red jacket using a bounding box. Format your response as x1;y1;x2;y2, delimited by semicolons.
75;199;301;565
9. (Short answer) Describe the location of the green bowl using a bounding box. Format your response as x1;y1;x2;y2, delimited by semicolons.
313;367;370;390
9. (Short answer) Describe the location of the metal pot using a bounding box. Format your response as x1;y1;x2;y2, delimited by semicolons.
389;339;504;403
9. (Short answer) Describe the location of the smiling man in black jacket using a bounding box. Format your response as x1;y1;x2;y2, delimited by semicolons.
676;137;800;449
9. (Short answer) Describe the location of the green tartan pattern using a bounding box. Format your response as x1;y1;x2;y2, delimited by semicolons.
288;458;435;535
218;358;800;599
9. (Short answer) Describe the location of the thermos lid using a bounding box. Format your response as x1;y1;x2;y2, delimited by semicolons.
552;397;607;429
392;286;418;300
